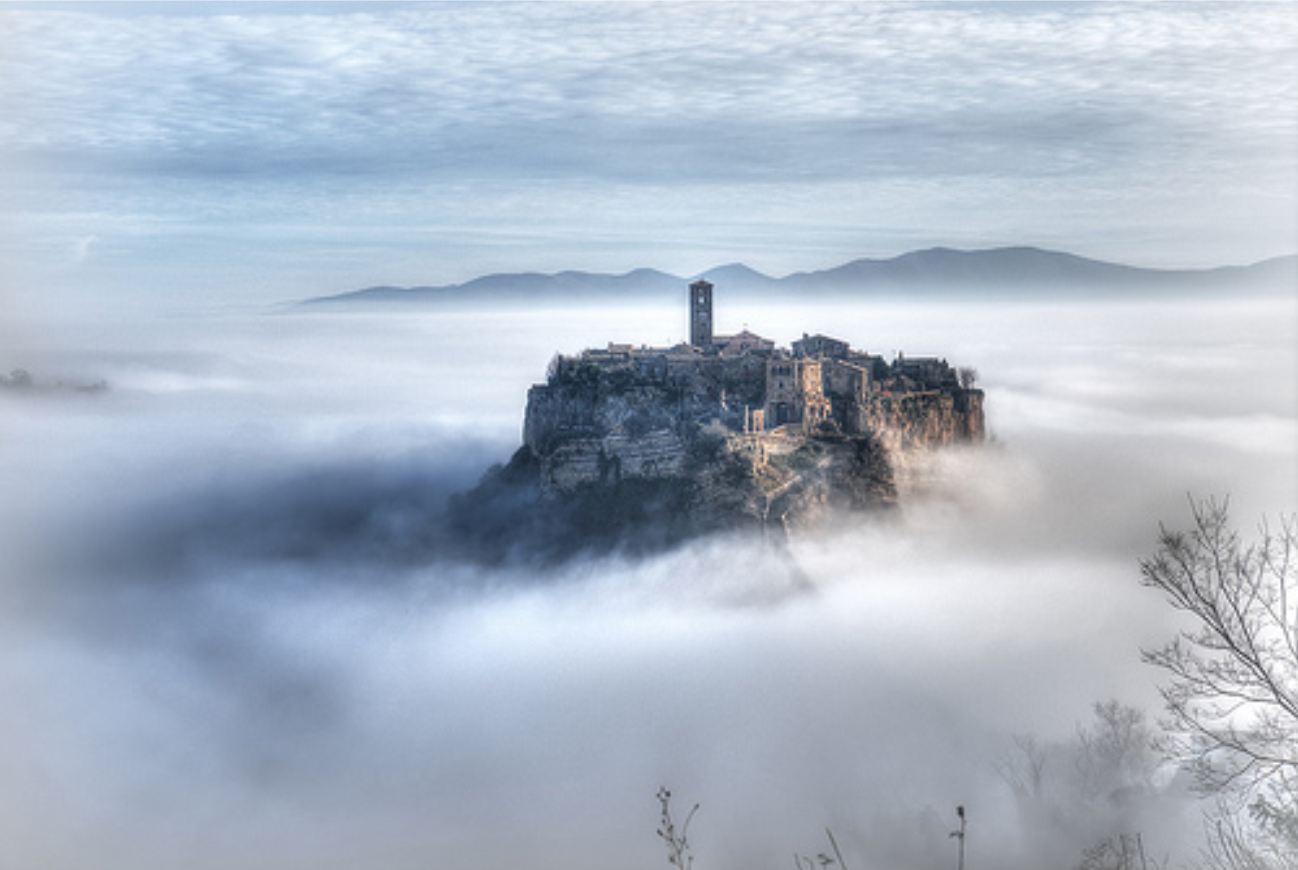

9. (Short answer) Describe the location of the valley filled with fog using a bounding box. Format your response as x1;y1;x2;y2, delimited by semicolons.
1;290;1295;869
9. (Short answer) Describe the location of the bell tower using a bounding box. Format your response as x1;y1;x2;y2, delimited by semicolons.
689;279;713;348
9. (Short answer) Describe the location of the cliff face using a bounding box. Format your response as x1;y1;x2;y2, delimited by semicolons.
451;329;984;562
482;410;897;549
513;374;976;541
856;390;985;454
523;383;687;488
683;426;896;535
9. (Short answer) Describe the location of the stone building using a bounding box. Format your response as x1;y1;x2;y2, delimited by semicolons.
689;279;713;348
893;353;957;389
764;356;831;429
792;333;850;360
713;329;775;357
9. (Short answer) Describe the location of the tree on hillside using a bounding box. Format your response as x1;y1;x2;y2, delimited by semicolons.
996;733;1047;804
1075;701;1159;804
1139;498;1298;866
995;701;1168;867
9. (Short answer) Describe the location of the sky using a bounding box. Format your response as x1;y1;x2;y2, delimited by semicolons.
2;1;1297;313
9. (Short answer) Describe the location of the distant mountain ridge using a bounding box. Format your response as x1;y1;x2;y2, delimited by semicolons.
300;247;1296;307
787;247;1297;291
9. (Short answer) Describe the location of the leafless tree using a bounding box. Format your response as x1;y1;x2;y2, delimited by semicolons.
1075;701;1157;803
996;703;1175;867
794;828;847;870
1197;796;1285;870
957;367;978;389
1078;833;1167;870
657;787;699;870
1140;498;1298;865
1140;498;1297;793
996;733;1048;803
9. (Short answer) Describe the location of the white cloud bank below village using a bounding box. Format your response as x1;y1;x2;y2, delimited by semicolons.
0;293;1293;868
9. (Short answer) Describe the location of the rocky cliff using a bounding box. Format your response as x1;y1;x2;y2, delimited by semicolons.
446;342;983;563
856;389;985;453
446;425;897;567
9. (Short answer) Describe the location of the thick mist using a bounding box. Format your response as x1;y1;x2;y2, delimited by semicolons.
1;294;1294;869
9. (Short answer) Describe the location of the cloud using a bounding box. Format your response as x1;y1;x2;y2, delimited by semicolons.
71;234;97;264
1;2;1294;309
0;294;1293;868
3;3;1294;186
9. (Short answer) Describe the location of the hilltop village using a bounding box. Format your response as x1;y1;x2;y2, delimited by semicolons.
448;281;985;561
524;279;984;493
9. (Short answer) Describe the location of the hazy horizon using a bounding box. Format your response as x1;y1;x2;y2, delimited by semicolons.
3;3;1297;317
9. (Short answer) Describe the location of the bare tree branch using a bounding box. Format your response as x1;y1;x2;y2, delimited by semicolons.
657;787;700;870
1140;498;1298;796
1141;499;1298;866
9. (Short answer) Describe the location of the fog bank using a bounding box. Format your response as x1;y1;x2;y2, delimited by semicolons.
0;294;1293;869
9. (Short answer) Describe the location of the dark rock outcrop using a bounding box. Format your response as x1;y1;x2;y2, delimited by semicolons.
446;340;982;564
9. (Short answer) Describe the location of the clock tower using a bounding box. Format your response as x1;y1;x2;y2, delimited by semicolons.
689;279;713;348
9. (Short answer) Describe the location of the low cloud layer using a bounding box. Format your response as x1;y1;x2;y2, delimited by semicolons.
5;5;1291;185
0;296;1294;869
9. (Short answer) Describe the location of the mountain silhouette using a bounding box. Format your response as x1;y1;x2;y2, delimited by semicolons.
300;247;1295;307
